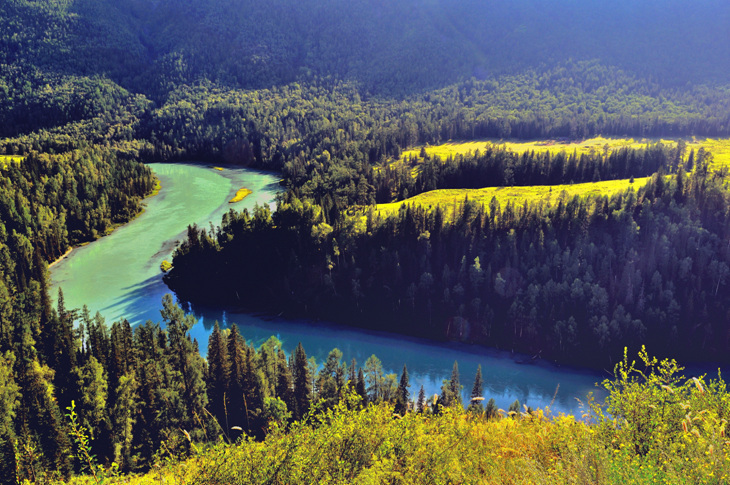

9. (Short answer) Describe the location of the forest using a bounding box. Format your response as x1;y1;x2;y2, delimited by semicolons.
1;0;730;482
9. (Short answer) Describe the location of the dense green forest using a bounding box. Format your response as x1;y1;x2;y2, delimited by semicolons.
1;0;730;482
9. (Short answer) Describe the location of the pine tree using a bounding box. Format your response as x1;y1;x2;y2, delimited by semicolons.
317;348;343;409
13;296;72;478
227;324;249;433
395;364;409;415
364;354;384;403
292;342;312;420
439;361;462;408
348;358;357;390
356;368;367;404
206;321;230;427
468;365;484;414
275;348;295;418
108;320;135;405
161;295;208;436
132;322;173;467
485;398;498;419
417;385;426;413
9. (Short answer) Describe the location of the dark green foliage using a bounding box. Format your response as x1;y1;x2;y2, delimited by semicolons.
161;294;209;432
468;365;484;414
416;385;426;414
484;398;498;420
292;343;312;420
440;361;462;408
316;348;345;410
355;368;367;404
275;348;295;419
226;324;251;435
395;364;410;415
206;322;229;430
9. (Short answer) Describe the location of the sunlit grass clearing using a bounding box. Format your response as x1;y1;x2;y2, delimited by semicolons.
399;137;730;170
376;177;650;220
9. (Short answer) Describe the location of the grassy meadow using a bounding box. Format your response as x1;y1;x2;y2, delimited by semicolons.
378;137;730;220
377;177;649;220
400;137;730;170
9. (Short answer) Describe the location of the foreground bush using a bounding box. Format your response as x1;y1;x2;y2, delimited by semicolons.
65;349;730;484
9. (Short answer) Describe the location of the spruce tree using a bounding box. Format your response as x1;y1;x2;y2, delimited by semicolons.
439;361;462;408
485;398;498;419
364;355;384;403
206;321;230;427
317;348;343;409
395;364;409;415
226;324;248;433
275;348;295;417
292;342;312;420
356;368;367;404
468;365;484;413
161;295;208;436
417;385;426;413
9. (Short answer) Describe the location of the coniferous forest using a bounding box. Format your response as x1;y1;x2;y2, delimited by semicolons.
1;0;730;483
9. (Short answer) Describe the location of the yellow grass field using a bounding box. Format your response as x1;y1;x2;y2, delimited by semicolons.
377;177;650;219
399;137;730;171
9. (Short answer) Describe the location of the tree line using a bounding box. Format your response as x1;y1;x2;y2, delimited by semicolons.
1;290;492;483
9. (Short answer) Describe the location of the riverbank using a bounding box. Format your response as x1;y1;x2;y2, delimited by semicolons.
48;247;73;269
47;176;161;271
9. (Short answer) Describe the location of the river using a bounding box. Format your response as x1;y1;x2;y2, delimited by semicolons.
51;163;606;415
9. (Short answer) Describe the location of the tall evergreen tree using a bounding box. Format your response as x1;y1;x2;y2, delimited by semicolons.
485;398;498;420
77;355;113;464
161;295;208;436
364;354;384;403
356;368;367;404
395;364;409;415
468;365;484;413
440;361;462;408
275;348;295;418
206;321;230;428
226;324;249;433
292;342;312;420
417;385;426;413
317;348;344;409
